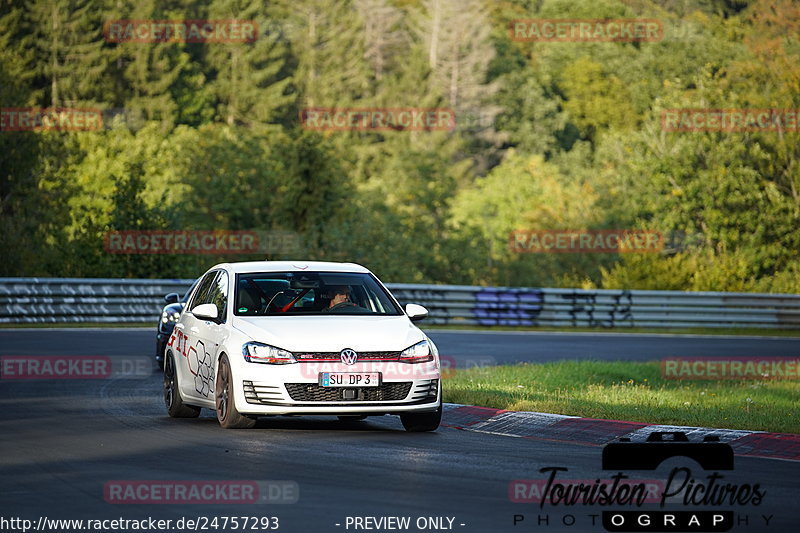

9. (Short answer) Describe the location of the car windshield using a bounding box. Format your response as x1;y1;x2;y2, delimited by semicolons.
234;272;402;316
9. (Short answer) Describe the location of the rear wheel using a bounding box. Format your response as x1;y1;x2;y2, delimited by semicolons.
400;402;442;432
164;352;201;418
215;354;256;429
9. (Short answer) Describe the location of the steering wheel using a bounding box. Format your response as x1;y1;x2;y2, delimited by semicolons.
328;301;357;311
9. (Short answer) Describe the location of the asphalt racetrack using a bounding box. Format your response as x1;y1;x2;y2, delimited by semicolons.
1;328;798;533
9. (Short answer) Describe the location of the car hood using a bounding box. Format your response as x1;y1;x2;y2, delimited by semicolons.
231;315;425;352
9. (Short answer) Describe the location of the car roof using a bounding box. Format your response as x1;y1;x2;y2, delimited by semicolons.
211;261;372;275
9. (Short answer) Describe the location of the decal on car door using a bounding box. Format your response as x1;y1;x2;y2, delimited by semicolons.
186;340;213;397
167;328;214;397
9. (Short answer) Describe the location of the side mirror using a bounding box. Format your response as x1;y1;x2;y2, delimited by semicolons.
164;292;180;304
192;303;219;321
405;303;428;322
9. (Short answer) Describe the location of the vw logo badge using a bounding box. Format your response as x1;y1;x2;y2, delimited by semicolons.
340;348;358;365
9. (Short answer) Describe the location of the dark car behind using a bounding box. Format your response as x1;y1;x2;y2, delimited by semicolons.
155;279;198;369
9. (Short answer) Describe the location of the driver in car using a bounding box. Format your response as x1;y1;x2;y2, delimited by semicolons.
323;285;368;313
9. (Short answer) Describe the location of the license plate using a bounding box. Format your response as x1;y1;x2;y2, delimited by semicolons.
319;372;380;387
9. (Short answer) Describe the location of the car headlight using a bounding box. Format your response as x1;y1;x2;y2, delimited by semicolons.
161;310;181;324
242;342;296;364
399;340;433;363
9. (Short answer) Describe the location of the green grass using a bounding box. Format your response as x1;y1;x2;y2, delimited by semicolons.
443;360;800;434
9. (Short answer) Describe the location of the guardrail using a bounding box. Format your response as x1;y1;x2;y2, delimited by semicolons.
2;278;800;329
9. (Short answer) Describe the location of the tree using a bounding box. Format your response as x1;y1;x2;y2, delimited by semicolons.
355;0;407;82
723;0;800;211
104;0;191;128
559;56;638;141
411;0;503;156
206;0;295;126
25;0;112;106
282;0;371;107
449;150;610;286
0;50;76;275
495;67;569;156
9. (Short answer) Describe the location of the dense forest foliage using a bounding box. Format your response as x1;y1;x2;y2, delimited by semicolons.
1;0;798;291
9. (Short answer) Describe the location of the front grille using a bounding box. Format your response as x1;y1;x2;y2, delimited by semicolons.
284;382;412;402
294;351;401;362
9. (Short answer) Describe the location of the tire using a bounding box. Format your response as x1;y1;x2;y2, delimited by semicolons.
337;415;368;421
400;402;442;432
164;352;201;418
215;354;256;429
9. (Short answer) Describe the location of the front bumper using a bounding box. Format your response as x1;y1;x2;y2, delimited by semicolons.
233;360;441;415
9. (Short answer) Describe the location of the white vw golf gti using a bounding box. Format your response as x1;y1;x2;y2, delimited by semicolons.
163;261;442;431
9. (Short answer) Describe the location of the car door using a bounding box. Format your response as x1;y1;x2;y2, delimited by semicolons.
177;270;225;403
196;270;228;400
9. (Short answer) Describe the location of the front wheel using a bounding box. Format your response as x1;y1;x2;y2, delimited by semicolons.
215;354;256;429
164;352;201;418
400;402;441;432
